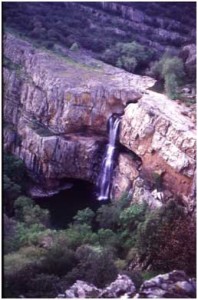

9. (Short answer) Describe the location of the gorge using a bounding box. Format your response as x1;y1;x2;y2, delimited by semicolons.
3;2;196;298
3;32;196;210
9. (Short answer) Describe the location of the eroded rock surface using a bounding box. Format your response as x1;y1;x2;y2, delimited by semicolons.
63;281;101;298
100;274;136;298
3;33;155;188
136;270;196;298
3;33;196;203
4;33;154;135
120;90;196;202
59;271;195;298
4;117;106;188
59;274;136;298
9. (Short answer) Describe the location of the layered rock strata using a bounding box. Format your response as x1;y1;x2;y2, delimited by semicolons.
4;33;154;187
115;90;196;205
3;33;196;204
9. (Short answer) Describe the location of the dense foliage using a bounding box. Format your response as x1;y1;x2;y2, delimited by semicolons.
3;154;196;297
151;52;185;99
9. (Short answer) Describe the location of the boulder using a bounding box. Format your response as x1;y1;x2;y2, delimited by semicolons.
135;270;196;298
61;271;196;298
64;280;101;298
99;274;136;298
62;274;136;298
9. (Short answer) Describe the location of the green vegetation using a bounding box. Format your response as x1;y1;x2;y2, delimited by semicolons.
151;53;185;99
115;41;154;73
102;41;154;73
3;156;196;297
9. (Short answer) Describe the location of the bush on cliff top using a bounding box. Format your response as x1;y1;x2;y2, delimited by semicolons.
151;53;185;99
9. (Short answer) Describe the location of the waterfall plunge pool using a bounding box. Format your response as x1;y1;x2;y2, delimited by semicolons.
34;179;103;229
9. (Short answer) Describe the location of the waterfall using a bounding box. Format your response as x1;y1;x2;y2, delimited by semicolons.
97;114;121;201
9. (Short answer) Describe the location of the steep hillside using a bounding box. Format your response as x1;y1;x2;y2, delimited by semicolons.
3;2;196;74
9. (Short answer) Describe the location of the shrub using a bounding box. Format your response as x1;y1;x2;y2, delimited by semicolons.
3;214;21;254
14;196;33;221
117;203;147;252
3;175;21;216
95;192;131;230
4;246;46;277
73;208;95;226
40;245;76;276
4;265;64;298
13;222;47;248
101;48;119;66
119;203;147;230
97;228;118;249
96;204;120;230
152;216;196;275
14;196;49;226
114;41;154;73
3;154;26;186
116;56;137;72
151;54;185;99
135;200;195;274
71;245;118;288
65;224;98;249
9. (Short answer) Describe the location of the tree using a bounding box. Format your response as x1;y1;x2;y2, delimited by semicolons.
151;54;185;99
73;208;95;226
71;245;118;288
114;41;154;73
3;154;26;186
14;196;49;227
3;175;21;216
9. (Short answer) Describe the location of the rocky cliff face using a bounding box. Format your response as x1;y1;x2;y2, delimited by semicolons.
3;33;154;189
3;33;196;205
112;91;196;209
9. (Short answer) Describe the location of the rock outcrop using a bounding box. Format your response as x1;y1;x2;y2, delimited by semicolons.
59;271;196;298
100;274;136;298
58;274;136;298
12;121;105;187
136;270;196;298
3;33;196;204
3;33;154;189
4;33;154;135
119;90;196;205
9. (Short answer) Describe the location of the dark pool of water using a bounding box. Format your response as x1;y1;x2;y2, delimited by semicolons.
35;180;103;229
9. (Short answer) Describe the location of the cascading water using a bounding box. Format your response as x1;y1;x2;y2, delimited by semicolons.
97;114;121;201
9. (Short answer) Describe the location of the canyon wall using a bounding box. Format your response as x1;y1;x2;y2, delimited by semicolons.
3;33;196;206
113;91;196;210
3;33;153;190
